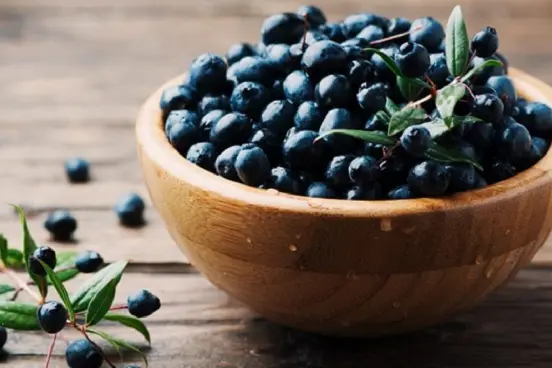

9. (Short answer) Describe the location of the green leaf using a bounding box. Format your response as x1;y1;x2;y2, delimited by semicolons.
461;59;503;83
388;108;427;136
426;142;483;171
436;84;466;119
385;98;400;114
397;76;426;101
37;260;74;322
4;249;24;269
445;5;470;77
318;129;396;146
104;313;151;343
86;279;118;326
419;120;450;138
0;234;8;265
364;48;403;77
0;301;40;330
0;284;15;295
50;251;79;285
71;261;128;313
87;328;148;367
375;111;391;125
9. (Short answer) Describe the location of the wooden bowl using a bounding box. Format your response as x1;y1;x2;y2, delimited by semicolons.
136;68;552;337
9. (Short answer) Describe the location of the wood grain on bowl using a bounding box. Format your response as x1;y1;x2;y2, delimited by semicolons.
136;68;552;336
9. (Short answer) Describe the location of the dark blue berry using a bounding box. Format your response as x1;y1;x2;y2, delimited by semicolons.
65;158;90;183
260;100;296;137
465;122;494;151
445;164;476;192
472;93;504;123
271;79;285;100
315;74;351;108
357;84;386;112
65;339;103;368
501;122;532;159
371;46;399;82
128;289;161;318
388;185;414;199
75;251;104;273
282;130;324;171
268;167;302;194
164;109;199;136
395;42;430;78
29;246;56;276
215;145;241;181
305;31;329;45
356;25;384;43
341;39;370;60
407;161;451;197
349;155;378;184
319;23;346;42
199;109;226;140
261;13;304;45
189;53;227;95
234;144;271;186
306;182;336;198
250;128;282;165
468;55;505;86
364;115;387;131
197;94;230;116
297;5;327;28
485;76;517;113
266;44;296;75
518;102;552;137
294;101;325;131
473;172;488;189
44;210;77;242
319;108;358;152
283;70;315;104
364;132;387;159
342;13;388;38
227;56;274;86
230;82;271;120
347;60;375;88
210;112;252;148
166;115;200;155
37;301;68;334
115;193;145;227
486;160;516;184
159;84;197;115
386;17;411;43
427;53;450;88
409;17;445;52
301;40;347;80
532;136;550;157
289;43;307;64
226;42;257;65
400;125;431;157
0;327;6;349
186;142;217;172
346;185;381;200
471;27;499;58
324;155;355;188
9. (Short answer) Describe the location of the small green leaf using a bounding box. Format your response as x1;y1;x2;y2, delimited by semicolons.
419;120;450;138
397;76;426;101
318;129;396;146
86;279;118;326
364;48;403;77
426;142;483;171
50;251;79;285
0;301;40;330
0;284;15;296
445;5;470;77
71;261;128;313
436;84;466;119
4;249;24;269
0;234;8;265
104;313;151;343
385;98;400;114
87;328;148;367
375;111;391;125
461;59;503;83
388;108;427;136
37;260;74;321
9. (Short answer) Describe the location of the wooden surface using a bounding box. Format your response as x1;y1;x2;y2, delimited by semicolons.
1;0;552;365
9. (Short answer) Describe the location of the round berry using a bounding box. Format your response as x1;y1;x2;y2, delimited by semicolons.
468;55;505;86
388;185;414;199
164;109;199;136
261;13;304;45
301;40;347;79
471;27;499;58
315;74;351;108
473;172;488;189
159;84;197;115
294;101;325;131
0;327;6;349
395;42;430;78
65;158;90;183
266;44;296;75
341;40;369;60
532;136;550;157
356;25;385;43
427;53;450;88
127;289;161;318
282;130;324;171
486;160;516;184
304;31;329;46
445;164;476;193
485;76;517;113
234;144;271;187
387;17;411;43
65;339;103;368
519;102;552;137
342;13;388;38
75;251;104;273
324;155;355;188
319;23;346;42
189;53;227;95
44;210;77;242
37;301;68;334
501;122;532;159
226;42;257;65
371;46;399;81
283;70;315;104
186;142;217;172
306;182;336;198
349;155;378;184
297;5;327;28
346;185;381;200
215;145;241;181
472;93;504;123
400;125;431;157
210;112;252;148
409;17;445;52
197;94;230;116
268;167;302;194
407;161;451;197
166;117;200;156
115;193;145;227
227;56;274;86
260;100;296;136
199;109;226;140
347;60;375;88
250;128;282;165
319;108;357;152
357;84;386;112
29;246;57;276
465;122;494;151
230;82;271;120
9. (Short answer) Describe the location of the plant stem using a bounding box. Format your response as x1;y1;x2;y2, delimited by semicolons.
0;264;42;303
301;14;309;50
44;334;57;368
75;324;116;368
109;304;128;312
405;93;433;109
370;24;423;46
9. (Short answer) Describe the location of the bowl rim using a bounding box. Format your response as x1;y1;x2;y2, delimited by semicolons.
136;68;552;218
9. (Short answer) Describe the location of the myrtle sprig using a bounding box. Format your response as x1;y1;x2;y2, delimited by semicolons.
0;206;159;367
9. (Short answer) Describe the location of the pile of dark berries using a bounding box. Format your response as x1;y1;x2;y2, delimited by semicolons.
161;5;552;200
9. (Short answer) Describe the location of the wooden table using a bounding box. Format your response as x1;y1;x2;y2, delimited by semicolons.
2;0;552;366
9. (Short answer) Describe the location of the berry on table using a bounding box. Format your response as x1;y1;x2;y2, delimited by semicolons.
407;161;451;197
471;26;499;58
75;251;104;273
306;182;336;198
234;144;271;187
127;289;161;318
44;210;77;242
65;339;104;368
400;126;431;157
209;112;252;149
29;246;57;276
189;53;228;95
37;301;68;334
394;42;431;78
65;158;90;183
186;142;217;172
115;193;146;228
315;74;351;108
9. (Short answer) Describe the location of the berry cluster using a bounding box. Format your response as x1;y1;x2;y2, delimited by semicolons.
161;5;552;200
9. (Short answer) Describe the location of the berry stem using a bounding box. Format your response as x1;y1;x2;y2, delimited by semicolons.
300;14;309;50
370;24;423;46
405;93;433;109
44;333;57;368
109;304;128;311
0;263;42;303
